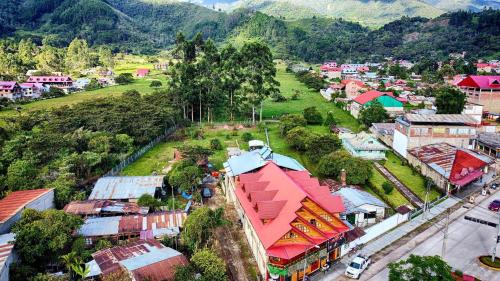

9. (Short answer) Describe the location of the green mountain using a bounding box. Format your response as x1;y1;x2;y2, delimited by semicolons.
421;0;500;12
1;0;499;61
217;0;445;26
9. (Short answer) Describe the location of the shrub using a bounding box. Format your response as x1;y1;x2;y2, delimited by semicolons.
115;73;134;84
150;80;162;87
241;132;253;142
286;127;312;151
271;92;287;102
324;111;337;127
279;114;307;136
382;181;394;194
210;138;222;150
303;106;323;125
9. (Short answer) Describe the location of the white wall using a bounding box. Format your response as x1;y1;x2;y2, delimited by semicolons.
393;130;408;158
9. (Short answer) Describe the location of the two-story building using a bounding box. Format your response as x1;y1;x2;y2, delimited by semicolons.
27;76;73;93
393;114;480;158
340;132;388;160
342;79;368;100
223;152;349;281
0;82;22;100
457;75;500;112
349;90;403;118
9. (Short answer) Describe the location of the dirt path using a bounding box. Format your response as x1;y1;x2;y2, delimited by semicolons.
208;186;257;281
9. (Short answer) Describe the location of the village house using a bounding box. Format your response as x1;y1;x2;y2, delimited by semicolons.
473;133;500;160
457;75;500;112
74;78;91;90
135;68;150;78
476;63;496;73
340;132;388;160
85;240;188;281
333;187;388;227
153;63;169;70
320;64;342;80
88;176;165;202
27;76;73;92
370;123;396;147
63;200;149;218
342;79;368;99
0;82;22;100
78;211;187;245
223;154;349;281
407;143;494;193
0;189;54;234
0;233;15;281
19;83;43;99
393;114;480;158
349;90;403;118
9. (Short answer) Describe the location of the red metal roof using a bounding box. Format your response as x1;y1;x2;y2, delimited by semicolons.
353;90;394;105
458;75;500;90
0;81;18;90
132;255;188;281
136;69;150;75
235;162;348;259
450;150;488;186
0;189;53;223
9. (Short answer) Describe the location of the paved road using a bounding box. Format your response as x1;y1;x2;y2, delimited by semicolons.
374;163;424;208
366;191;500;281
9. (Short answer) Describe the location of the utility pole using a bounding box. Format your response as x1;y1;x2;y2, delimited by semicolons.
422;180;430;220
492;213;500;262
441;209;450;258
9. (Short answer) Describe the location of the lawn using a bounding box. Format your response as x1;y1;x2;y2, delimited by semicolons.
262;62;362;132
383;151;441;202
367;167;411;209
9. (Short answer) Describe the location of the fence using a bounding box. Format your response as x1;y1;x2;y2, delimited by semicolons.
409;194;449;220
103;126;177;177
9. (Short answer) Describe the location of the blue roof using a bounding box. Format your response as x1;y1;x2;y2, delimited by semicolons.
334;188;388;209
120;247;182;271
89;176;164;200
223;146;306;176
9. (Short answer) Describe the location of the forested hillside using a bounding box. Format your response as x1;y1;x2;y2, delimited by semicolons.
0;0;499;61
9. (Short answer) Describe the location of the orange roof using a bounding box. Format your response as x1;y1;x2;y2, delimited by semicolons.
235;162;347;259
0;189;53;223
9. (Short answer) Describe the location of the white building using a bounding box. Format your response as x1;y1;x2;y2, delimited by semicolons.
333;187;388;227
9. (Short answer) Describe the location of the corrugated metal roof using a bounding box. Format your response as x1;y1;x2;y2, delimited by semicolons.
334;188;388;210
89;176;164;200
64;200;149;216
341;132;388;151
0;233;15;275
477;132;500;149
404;114;477;124
79;216;121;236
86;240;187;281
0;189;53;223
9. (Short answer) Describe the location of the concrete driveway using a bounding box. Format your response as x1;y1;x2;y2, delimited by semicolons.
367;191;500;281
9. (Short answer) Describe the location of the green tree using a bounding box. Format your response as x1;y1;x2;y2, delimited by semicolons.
388;255;453;281
94;239;113;251
220;44;243;121
181;207;226;252
36;45;64;73
286;127;313;151
324;111;337;127
149;80;162;88
12;209;83;268
303;106;323;124
17;39;37;67
279;114;307;136
210;138;223;150
6;159;39;191
137;194;161;211
65;38;91;73
168;161;203;193
318;151;372;184
98;46;114;68
240;41;279;124
382;181;394;194
178;145;212;163
191;249;227;281
115;73;134;84
241;132;253;142
359;100;389;127
306;134;341;161
435;87;466;114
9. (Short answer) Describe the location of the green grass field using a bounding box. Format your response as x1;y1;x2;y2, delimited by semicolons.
367;167;411;209
263;63;361;132
383;151;441;201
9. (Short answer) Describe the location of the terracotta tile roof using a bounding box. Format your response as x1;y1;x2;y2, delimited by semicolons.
0;189;53;223
235;162;348;259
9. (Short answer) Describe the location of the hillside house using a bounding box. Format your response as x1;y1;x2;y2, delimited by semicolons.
0;233;15;281
0;189;54;234
224;162;349;281
27;76;73;93
88;176;164;202
333;187;388;227
342;79;367;99
85;240;188;281
457;75;500;112
0;82;22;100
407;143;494;193
393;114;480;158
19;83;43;98
349;90;403;118
74;78;91;90
340;132;388;160
136;68;150;77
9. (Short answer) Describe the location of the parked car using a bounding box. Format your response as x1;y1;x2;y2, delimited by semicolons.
345;255;371;279
488;200;500;211
491;183;498;190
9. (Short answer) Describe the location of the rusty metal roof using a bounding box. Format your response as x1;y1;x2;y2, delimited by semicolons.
79;211;187;237
64;200;149;216
89;176;164;200
86;240;187;281
0;189;53;223
404;114;478;125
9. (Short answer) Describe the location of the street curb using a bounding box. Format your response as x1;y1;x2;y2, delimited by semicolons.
477;257;500;271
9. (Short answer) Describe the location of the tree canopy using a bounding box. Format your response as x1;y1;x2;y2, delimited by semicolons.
435;87;466;114
388;255;453;281
359;100;389;127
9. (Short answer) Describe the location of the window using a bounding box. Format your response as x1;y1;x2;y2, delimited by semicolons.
449;128;458;135
296;224;309;233
458;128;469;135
469;129;476;135
366;212;377;219
85;238;93;246
321;214;332;221
310;219;317;227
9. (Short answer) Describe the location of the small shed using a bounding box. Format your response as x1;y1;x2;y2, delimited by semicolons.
89;176;164;202
333;187;388;227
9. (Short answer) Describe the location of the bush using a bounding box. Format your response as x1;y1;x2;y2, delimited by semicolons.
306;134;341;161
303;106;323;125
241;132;253;142
382;181;394;194
291;89;301;100
115;73;134;84
318;151;372;184
324;111;337;127
210;138;222;150
286;127;312;151
42;87;65;98
137;194;161;211
150;80;162;88
271;92;287;102
279;114;307;136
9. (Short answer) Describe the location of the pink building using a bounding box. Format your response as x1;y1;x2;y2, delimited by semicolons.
457;75;500;112
0;81;22;100
27;76;73;91
341;79;368;99
136;68;150;77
